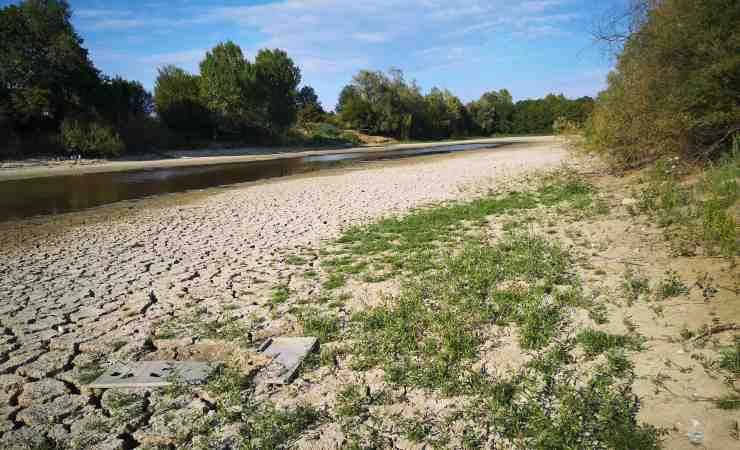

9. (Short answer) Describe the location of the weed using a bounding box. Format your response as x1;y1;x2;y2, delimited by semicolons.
285;255;307;265
719;339;740;376
576;329;643;358
656;270;689;300
271;284;291;305
322;272;346;290
623;268;650;303
716;395;740;410
297;308;340;344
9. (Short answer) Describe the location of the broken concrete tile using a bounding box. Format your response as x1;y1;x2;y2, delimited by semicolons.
87;361;213;388
17;379;70;407
256;337;318;385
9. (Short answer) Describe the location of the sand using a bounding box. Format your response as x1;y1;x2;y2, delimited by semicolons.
0;139;566;447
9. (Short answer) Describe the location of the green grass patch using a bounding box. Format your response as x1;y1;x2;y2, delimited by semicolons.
636;149;739;257
576;329;644;358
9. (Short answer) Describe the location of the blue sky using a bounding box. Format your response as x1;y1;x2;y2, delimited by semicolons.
5;0;619;109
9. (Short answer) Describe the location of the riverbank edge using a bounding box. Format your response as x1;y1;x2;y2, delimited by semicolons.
0;136;555;182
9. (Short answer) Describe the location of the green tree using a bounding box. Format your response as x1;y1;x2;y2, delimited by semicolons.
0;0;99;132
296;85;325;125
253;49;301;135
587;0;740;167
153;65;211;137
199;41;255;138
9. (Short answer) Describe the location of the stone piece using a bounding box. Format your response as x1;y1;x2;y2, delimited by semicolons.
17;378;69;407
87;361;213;388
16;394;87;427
16;351;73;378
1;426;50;449
256;337;318;384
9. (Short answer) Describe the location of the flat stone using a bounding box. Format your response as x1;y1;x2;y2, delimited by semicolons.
16;350;73;378
256;336;318;385
0;373;25;394
16;394;87;427
0;349;43;374
87;361;213;388
17;378;70;407
0;406;19;434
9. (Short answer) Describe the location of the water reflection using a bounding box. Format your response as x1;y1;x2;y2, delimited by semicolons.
0;142;498;221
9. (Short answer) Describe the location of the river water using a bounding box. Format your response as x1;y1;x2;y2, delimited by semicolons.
0;142;499;222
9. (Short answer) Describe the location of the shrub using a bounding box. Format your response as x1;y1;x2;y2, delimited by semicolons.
61;119;125;157
586;0;740;168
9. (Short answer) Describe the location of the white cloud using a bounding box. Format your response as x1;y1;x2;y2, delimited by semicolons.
351;32;393;43
75;9;132;19
139;49;207;72
521;0;571;13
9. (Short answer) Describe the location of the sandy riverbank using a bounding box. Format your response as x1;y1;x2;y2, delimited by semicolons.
0;139;566;447
0;136;553;182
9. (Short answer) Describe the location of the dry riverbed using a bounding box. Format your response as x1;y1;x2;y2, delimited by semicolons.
1;138;738;449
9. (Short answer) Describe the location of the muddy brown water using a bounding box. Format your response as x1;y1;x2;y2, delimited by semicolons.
0;142;500;222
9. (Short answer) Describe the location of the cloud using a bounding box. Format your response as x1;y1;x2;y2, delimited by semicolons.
139;49;207;72
521;0;571;13
75;9;132;19
351;32;393;43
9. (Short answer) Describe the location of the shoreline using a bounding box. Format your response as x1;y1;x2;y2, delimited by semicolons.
0;136;554;182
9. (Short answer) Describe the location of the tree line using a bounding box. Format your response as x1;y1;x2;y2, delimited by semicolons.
1;0;593;159
336;69;593;141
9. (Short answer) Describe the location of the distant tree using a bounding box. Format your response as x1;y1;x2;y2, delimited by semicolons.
96;77;153;126
468;90;514;135
0;0;100;132
199;41;255;138
296;85;325;125
253;49;302;135
153;65;211;137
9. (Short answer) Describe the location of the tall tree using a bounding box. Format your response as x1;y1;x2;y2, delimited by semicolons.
0;0;99;131
153;65;211;136
253;49;301;135
199;41;254;137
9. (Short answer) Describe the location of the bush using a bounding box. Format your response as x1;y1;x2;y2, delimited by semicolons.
61;119;125;157
586;0;740;168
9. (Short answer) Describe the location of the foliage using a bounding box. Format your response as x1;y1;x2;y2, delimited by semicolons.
337;69;593;140
586;0;740;167
199;41;256;138
0;0;99;132
60;118;124;157
153;65;211;138
635;147;739;257
253;48;301;135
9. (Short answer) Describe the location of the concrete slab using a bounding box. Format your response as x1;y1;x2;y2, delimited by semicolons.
256;337;317;385
86;361;213;389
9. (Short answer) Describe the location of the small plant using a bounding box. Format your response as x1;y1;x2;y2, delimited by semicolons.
271;284;291;304
719;339;740;376
656;270;689;300
297;309;340;344
576;329;643;358
322;272;346;290
623;268;650;303
285;255;307;265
